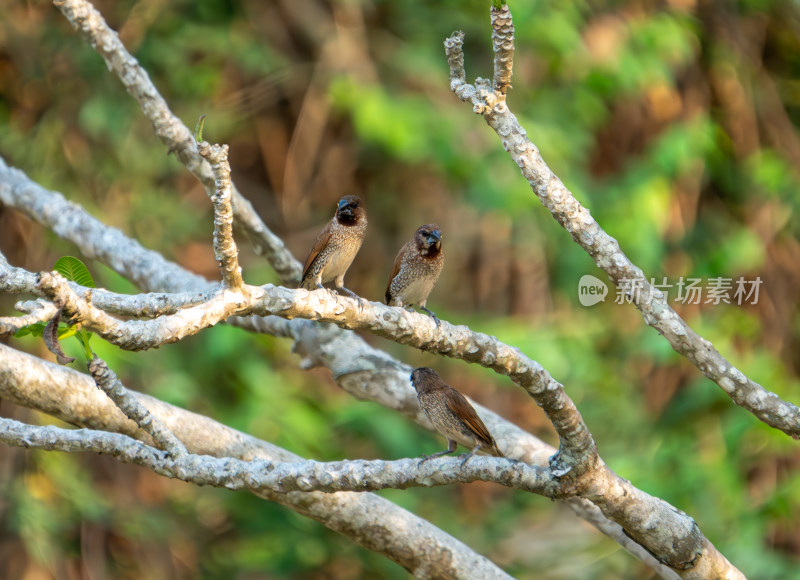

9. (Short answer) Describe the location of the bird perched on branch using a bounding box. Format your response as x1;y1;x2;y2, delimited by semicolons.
411;367;503;466
301;195;367;301
385;224;444;325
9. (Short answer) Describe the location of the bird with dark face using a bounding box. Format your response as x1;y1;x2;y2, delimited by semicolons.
301;195;367;301
411;367;503;466
385;224;444;325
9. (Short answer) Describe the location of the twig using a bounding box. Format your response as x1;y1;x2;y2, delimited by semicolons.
51;0;302;285
87;356;186;456
491;5;514;95
196;140;245;289
0;300;57;337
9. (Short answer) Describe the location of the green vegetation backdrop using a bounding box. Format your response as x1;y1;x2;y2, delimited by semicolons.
1;0;799;578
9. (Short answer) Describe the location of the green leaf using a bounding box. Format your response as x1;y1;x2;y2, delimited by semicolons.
53;256;95;288
58;326;78;340
14;322;46;338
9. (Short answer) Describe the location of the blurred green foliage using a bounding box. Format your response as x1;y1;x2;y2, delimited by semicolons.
2;0;800;578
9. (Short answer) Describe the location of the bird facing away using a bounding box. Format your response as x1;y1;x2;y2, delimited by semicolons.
385;224;444;325
411;367;503;466
301;195;367;301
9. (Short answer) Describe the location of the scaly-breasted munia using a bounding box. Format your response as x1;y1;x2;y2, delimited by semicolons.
411;367;503;466
301;195;367;301
385;224;443;325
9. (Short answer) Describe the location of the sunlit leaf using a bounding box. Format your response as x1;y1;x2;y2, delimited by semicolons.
53;256;95;288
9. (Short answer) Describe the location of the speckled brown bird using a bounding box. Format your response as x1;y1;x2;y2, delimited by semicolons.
385;224;443;325
301;195;367;301
411;367;503;466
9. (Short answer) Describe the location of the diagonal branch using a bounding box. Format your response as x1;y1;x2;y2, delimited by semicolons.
51;0;302;285
87;356;186;456
444;12;800;440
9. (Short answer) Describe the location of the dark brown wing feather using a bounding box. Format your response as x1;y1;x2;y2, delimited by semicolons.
302;220;334;284
384;241;409;304
442;387;496;448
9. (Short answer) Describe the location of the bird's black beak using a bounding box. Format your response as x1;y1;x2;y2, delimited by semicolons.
338;200;353;217
426;229;441;246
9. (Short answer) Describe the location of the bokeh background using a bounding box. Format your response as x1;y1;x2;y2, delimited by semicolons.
2;0;800;578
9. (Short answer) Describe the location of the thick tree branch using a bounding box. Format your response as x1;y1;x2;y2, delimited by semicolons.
19;263;598;474
444;17;800;440
51;0;302;285
0;154;719;578
0;343;512;580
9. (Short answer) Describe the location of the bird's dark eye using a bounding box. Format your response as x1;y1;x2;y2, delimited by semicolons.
421;230;429;236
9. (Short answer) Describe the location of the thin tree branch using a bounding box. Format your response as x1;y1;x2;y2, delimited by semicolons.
444;16;800;440
197;140;244;290
0;300;57;337
0;418;554;495
0;259;213;318
51;0;303;285
87;356;186;456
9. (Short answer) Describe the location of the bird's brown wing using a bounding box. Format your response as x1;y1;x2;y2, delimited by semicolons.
384;242;408;304
302;220;334;284
442;386;495;447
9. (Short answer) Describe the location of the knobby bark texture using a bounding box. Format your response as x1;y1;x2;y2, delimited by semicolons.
0;1;777;577
0;345;511;580
0;159;739;577
0;158;680;577
445;6;799;440
52;0;301;284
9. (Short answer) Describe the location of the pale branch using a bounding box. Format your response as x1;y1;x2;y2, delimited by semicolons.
445;13;800;440
87;356;186;456
196;141;244;290
0;343;512;580
0;376;739;580
0;266;743;577
0;418;554;495
0;300;57;337
51;0;302;285
0;158;729;578
34;270;249;349
22;265;597;472
0;253;214;318
0;157;207;293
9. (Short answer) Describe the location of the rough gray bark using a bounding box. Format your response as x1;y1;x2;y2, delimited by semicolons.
0;1;776;578
445;7;800;440
0;344;512;580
